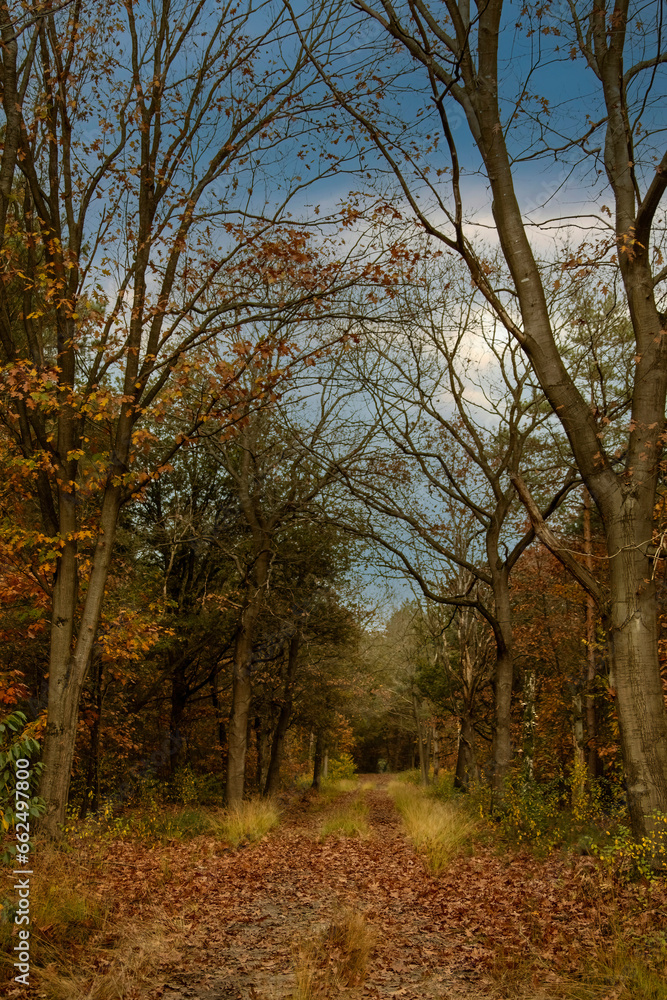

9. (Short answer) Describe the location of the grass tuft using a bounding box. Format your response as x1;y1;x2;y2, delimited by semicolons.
389;780;479;873
209;797;279;846
320;797;369;839
555;937;667;1000
290;908;374;998
324;908;375;985
0;844;108;985
34;917;184;1000
324;777;359;794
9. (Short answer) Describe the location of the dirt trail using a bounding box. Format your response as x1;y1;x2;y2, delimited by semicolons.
145;777;488;1000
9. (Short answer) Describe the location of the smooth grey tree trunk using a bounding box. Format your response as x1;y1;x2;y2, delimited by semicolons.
40;489;122;837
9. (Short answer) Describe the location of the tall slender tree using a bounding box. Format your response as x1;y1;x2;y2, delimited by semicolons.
0;0;368;834
289;0;667;840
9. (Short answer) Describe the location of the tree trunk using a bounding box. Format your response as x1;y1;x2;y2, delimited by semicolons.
264;633;300;795
392;730;401;772
226;628;254;806
255;716;269;793
412;690;429;785
454;713;478;792
583;488;598;780
225;548;271;807
312;730;324;789
471;5;667;839
39;490;122;837
169;660;188;776
489;563;515;798
607;515;667;839
211;670;227;754
572;692;586;809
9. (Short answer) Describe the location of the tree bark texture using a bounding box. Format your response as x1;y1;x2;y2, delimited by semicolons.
39;491;122;836
454;714;478;792
226;627;255;806
489;561;515;798
79;654;103;820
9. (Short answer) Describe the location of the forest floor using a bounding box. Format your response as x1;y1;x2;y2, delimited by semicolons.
3;774;667;1000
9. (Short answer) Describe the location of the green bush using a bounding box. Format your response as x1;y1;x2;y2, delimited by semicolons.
63;799;214;843
327;752;357;781
170;766;224;805
592;812;667;881
498;776;562;851
0;710;45;864
429;771;460;803
395;768;421;785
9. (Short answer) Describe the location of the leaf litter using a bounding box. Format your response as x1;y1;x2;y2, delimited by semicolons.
18;776;667;1000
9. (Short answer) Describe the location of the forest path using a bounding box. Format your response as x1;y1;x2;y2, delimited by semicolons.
145;775;489;1000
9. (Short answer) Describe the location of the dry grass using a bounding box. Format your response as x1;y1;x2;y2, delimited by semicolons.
208;797;279;846
317;777;360;802
1;845;178;998
486;877;667;1000
486;954;667;1000
33;915;185;1000
326;778;359;794
545;941;667;1000
291;908;375;999
389;780;479;873
0;843;108;985
320;797;369;839
324;908;375;986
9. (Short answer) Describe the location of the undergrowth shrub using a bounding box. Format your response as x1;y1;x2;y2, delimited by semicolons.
468;766;666;880
395;769;421;786
326;753;357;781
64;796;280;847
429;771;461;803
474;768;618;857
498;776;563;852
592;813;667;881
64;802;213;843
169;767;224;806
0;710;45;864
